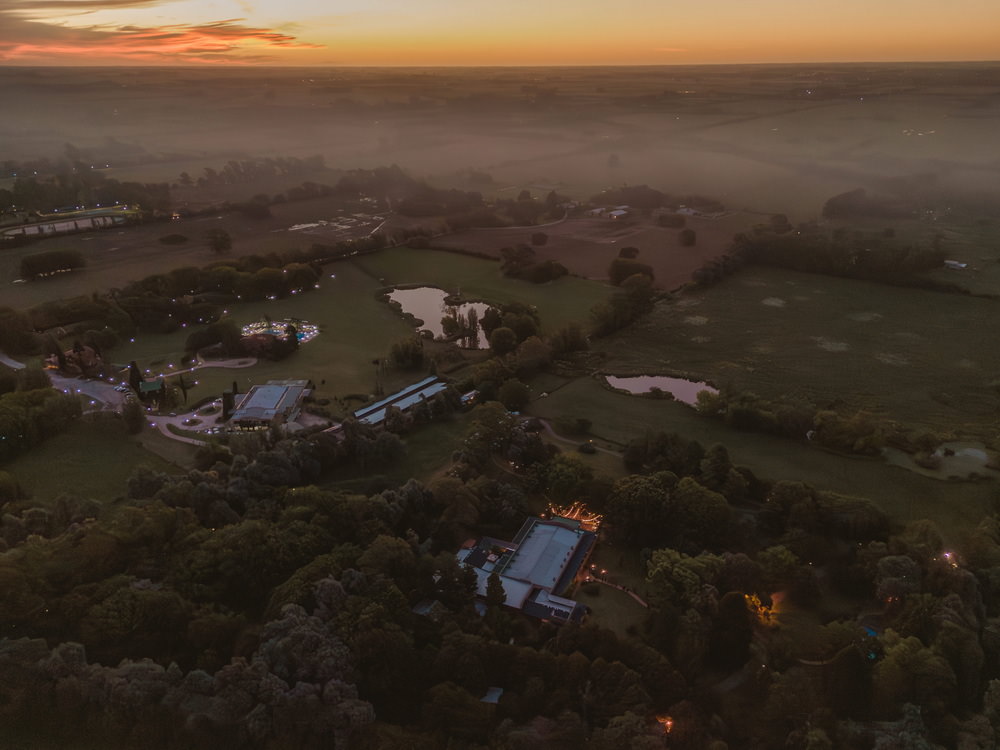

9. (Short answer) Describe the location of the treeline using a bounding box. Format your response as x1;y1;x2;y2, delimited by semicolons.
0;368;82;463
178;155;327;188
499;243;568;283
0;171;171;214
591;184;725;213
19;249;85;279
693;388;895;457
688;227;958;294
591;259;659;337
733;229;949;287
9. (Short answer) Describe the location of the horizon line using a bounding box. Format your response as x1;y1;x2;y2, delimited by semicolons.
2;59;1000;70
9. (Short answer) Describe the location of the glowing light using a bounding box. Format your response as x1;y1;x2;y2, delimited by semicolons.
547;501;603;531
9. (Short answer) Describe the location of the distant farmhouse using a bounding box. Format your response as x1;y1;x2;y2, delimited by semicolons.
226;379;310;431
458;516;597;624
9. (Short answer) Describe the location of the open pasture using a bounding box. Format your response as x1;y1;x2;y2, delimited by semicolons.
435;212;753;291
598;266;1000;438
350;246;613;331
525;376;994;536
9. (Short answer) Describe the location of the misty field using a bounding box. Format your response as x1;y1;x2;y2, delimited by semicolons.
597;267;1000;439
5;64;999;234
432;212;753;291
524;375;993;535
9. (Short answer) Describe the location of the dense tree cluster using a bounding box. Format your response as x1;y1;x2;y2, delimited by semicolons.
179;156;327;190
590;273;657;337
0;369;81;463
734;229;949;287
499;243;569;284
2;373;1000;748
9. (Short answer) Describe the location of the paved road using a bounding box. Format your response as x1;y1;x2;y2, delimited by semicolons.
0;352;26;370
533;417;621;457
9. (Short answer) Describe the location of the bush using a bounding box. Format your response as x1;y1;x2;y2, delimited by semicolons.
679;228;697;246
531;232;548;246
608;258;654;286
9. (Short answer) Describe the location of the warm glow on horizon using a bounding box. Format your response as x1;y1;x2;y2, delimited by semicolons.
1;0;998;66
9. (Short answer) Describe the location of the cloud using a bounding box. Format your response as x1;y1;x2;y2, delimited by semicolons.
0;4;324;63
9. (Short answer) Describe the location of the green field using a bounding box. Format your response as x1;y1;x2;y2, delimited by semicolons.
111;260;416;407
351;246;613;331
598;266;1000;440
107;247;612;412
5;419;182;507
526;375;995;536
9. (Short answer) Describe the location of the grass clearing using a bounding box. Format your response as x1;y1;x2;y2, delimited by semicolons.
599;266;1000;440
577;582;647;638
6;419;182;506
526;376;995;537
111;261;416;405
350;246;612;331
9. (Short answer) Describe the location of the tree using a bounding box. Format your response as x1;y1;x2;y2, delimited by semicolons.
486;570;506;608
549;323;588;355
608;258;654;286
122;400;146;434
498;379;531;411
389;336;424;370
489;327;518;356
205;228;232;254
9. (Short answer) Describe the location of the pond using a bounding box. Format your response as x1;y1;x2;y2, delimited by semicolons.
604;375;718;406
388;287;494;349
883;441;1000;479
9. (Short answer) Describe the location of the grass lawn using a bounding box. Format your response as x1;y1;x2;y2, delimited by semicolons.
6;419;182;506
350;246;613;332
111;261;416;406
526;376;995;538
322;415;470;491
598;266;1000;441
576;581;647;638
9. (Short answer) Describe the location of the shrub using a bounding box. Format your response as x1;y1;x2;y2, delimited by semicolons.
608;258;654;286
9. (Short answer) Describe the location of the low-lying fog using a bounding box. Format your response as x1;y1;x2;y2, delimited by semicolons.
2;63;999;220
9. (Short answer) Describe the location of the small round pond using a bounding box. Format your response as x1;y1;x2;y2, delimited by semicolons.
388;287;494;349
605;375;718;406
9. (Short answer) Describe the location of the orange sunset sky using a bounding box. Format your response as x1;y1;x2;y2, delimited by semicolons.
2;0;999;66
